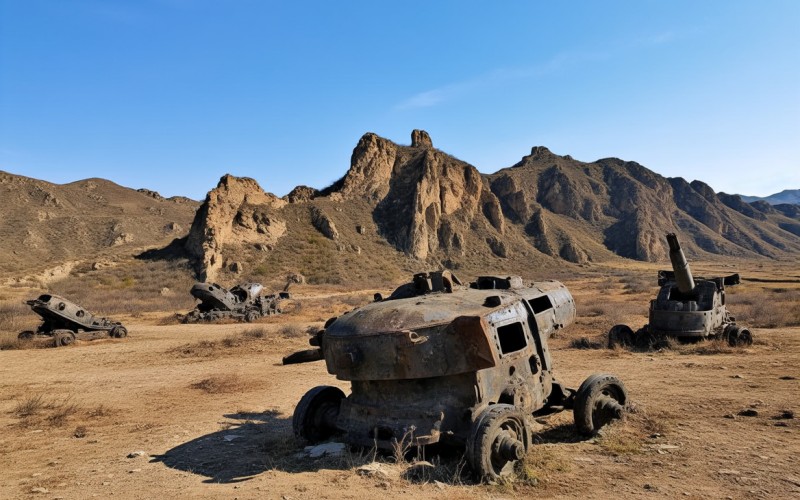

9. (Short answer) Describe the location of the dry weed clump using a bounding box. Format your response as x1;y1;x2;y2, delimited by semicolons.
168;327;273;358
12;394;84;428
595;404;673;456
190;374;255;394
516;446;572;486
568;337;604;350
727;288;800;328
48;258;197;316
0;300;35;333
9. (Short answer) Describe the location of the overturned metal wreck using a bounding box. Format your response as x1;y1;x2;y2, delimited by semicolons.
609;232;753;349
284;271;627;482
19;294;128;347
181;282;288;323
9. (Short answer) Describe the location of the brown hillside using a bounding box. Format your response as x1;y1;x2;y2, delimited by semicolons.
0;171;199;280
181;130;800;285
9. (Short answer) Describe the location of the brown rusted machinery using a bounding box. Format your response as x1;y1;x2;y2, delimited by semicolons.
181;282;288;323
284;271;628;482
19;294;128;347
608;233;753;349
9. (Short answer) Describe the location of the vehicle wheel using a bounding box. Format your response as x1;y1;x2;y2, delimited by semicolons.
468;404;531;483
18;331;35;340
292;385;345;444
53;330;76;347
608;324;634;349
111;326;128;338
725;325;753;347
633;327;657;350
573;374;627;435
245;311;259;323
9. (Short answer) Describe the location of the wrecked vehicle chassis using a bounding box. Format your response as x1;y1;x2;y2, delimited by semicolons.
285;273;628;482
19;294;128;347
181;282;287;323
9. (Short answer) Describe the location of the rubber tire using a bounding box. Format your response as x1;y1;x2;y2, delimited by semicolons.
18;331;35;340
53;331;76;347
608;325;634;349
737;327;753;346
573;374;627;435
634;327;657;350
292;385;345;444
245;311;259;323
111;326;128;338
467;404;531;483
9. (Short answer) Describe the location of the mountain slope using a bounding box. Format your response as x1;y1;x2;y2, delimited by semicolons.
0;171;199;278
180;131;800;284
740;189;800;205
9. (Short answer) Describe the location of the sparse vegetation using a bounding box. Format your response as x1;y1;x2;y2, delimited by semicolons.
190;374;255;394
12;394;84;428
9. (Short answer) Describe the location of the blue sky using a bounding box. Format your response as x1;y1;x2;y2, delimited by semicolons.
1;1;798;199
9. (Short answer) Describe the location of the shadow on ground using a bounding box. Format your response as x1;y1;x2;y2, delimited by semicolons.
150;409;373;483
151;410;594;484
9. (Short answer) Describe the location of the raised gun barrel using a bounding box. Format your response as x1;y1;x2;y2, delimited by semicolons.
666;233;695;294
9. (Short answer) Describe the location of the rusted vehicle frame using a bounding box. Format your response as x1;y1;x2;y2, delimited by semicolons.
284;271;627;482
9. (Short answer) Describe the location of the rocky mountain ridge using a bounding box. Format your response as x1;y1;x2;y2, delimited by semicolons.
740;189;800;206
180;130;800;282
0;171;199;278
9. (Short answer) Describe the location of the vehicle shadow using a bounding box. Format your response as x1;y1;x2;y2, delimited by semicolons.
151;410;595;484
149;409;374;484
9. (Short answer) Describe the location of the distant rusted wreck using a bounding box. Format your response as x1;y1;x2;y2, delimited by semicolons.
284;271;627;482
609;233;753;349
19;294;128;347
181;282;288;323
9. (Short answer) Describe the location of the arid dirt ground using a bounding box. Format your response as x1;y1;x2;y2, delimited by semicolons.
1;270;799;499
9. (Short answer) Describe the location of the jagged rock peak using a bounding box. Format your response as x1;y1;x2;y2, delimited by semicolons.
185;173;286;280
411;129;433;148
529;146;554;158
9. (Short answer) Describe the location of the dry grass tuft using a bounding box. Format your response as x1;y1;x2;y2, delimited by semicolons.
568;337;604;350
190;374;256;394
279;324;306;338
12;394;84;428
517;445;572;486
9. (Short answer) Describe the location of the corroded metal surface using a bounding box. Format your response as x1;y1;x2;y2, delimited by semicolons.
182;282;287;323
20;294;127;345
285;271;580;449
611;233;752;348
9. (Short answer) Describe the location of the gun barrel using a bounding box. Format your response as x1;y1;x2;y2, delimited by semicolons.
666;233;695;294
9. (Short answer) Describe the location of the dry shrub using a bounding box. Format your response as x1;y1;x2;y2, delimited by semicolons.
13;394;83;428
74;425;88;438
242;327;268;339
679;338;742;356
517;446;572;486
0;301;35;333
14;394;46;418
87;404;112;417
190;374;255;394
568;337;604;350
596;404;673;456
279;324;305;338
727;287;800;328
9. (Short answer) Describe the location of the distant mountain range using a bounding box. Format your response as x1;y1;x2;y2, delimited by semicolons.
739;190;800;205
2;131;799;285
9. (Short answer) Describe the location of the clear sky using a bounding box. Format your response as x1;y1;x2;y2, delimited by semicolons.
1;1;798;200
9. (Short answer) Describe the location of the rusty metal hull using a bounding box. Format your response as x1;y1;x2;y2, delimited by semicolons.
317;276;574;448
25;294;123;334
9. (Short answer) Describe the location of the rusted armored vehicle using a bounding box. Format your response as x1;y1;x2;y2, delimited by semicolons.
182;282;288;323
608;233;752;349
283;271;627;482
18;294;128;347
